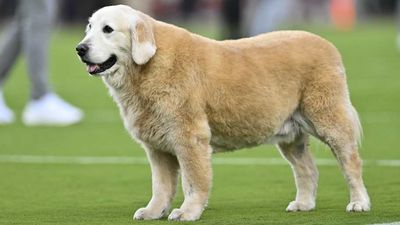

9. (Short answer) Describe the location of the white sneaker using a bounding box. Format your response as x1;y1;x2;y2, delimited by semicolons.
22;93;83;126
0;90;15;124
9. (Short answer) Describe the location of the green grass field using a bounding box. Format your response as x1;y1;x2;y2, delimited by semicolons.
1;22;400;225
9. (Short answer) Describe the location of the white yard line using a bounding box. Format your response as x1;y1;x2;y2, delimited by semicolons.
0;155;399;167
368;222;400;225
0;155;148;165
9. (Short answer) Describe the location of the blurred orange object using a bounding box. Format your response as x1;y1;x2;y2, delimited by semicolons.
330;0;356;31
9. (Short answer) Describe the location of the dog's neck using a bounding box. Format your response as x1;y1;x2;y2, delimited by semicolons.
102;63;137;109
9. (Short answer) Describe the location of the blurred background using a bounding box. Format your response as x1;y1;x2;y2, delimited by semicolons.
0;1;399;225
0;0;399;38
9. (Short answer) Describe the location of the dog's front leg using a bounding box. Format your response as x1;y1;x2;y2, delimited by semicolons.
168;143;212;221
134;147;179;220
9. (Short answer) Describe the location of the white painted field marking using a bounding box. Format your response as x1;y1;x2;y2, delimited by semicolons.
368;222;400;225
0;155;399;167
375;160;400;167
0;155;148;165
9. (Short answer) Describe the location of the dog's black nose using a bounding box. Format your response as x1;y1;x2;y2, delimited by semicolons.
76;44;89;57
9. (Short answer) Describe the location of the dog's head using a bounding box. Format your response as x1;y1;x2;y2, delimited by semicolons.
76;5;156;76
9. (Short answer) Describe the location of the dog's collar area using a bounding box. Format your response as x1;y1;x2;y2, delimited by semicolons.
84;55;117;75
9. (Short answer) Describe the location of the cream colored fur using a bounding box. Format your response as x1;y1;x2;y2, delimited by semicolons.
77;5;370;221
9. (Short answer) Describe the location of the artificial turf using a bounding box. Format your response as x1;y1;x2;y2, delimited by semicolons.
0;22;399;225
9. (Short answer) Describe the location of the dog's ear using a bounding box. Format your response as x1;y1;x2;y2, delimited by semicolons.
131;16;156;65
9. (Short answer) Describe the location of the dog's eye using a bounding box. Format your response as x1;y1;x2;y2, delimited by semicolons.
86;24;91;32
103;25;114;34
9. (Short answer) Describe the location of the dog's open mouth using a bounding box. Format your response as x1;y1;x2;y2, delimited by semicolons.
83;55;117;75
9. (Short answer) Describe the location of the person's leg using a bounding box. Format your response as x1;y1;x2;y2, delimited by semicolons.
20;0;83;126
249;0;293;36
0;21;22;87
20;0;57;100
221;0;242;39
0;5;23;124
180;0;198;21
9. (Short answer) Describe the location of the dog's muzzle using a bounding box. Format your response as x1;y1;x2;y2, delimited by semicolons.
76;44;117;75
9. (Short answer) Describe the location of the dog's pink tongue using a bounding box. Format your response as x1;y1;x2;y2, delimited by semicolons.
87;64;100;73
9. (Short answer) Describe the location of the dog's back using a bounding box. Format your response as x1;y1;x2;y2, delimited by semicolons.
171;30;347;151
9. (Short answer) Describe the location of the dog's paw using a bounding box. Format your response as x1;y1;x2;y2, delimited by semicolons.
286;201;315;212
168;208;201;221
133;207;165;220
346;201;370;212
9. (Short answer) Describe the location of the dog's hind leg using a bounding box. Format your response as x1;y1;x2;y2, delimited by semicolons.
313;109;370;212
134;147;179;220
278;133;318;211
307;106;370;212
301;72;370;212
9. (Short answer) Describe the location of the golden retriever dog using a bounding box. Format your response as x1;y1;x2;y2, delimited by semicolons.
76;5;370;221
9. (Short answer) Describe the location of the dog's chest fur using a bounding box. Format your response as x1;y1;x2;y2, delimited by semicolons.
102;71;185;153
